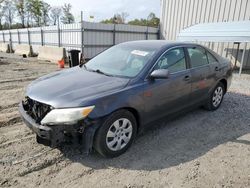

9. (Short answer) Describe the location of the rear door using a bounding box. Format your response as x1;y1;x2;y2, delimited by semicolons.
206;50;222;83
143;47;192;123
186;46;213;104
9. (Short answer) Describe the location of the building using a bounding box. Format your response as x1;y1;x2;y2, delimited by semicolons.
160;0;250;69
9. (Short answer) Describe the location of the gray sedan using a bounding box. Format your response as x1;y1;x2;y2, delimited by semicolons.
19;40;233;157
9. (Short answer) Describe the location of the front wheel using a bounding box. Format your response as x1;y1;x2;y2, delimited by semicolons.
93;110;137;158
204;82;225;111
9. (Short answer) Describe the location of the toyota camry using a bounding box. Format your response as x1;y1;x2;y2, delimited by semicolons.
19;40;233;157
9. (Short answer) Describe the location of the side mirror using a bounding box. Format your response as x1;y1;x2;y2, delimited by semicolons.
150;69;169;79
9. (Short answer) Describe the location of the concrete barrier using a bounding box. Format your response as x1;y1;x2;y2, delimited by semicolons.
14;44;33;56
0;43;10;53
38;46;66;63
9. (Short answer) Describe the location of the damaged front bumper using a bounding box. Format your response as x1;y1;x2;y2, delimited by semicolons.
18;103;101;153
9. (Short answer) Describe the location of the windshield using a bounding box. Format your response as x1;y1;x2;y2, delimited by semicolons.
84;44;156;78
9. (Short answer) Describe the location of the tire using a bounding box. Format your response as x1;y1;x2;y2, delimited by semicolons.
204;82;225;111
93;110;137;158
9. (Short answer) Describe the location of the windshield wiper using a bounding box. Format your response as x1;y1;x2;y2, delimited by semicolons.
81;64;87;69
81;65;114;77
95;69;114;77
90;69;114;77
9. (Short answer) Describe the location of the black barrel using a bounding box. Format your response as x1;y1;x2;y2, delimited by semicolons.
68;49;80;67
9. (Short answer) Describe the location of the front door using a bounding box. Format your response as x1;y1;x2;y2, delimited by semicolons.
143;47;192;124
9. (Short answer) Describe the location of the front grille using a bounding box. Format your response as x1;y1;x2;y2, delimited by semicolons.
22;97;52;124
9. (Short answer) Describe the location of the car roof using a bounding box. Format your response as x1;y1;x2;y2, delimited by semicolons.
119;40;195;51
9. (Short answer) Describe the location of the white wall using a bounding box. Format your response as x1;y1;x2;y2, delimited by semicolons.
160;0;250;68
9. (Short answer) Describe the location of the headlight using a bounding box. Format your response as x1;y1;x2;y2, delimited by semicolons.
41;106;95;125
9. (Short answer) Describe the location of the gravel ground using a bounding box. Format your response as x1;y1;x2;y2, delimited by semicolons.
0;52;250;188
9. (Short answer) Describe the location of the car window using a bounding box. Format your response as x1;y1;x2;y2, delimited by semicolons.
155;48;186;73
206;51;218;63
187;47;209;68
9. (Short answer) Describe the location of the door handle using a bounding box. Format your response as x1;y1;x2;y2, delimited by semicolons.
183;75;190;81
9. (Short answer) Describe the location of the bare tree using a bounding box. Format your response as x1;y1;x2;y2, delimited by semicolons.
0;2;4;29
61;3;75;24
120;12;129;23
50;6;62;25
3;0;16;28
113;12;129;24
15;0;25;28
41;1;50;26
29;0;43;26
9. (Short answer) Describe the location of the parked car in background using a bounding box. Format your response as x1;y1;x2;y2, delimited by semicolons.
19;40;233;158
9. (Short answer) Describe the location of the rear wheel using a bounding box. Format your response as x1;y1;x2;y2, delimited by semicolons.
93;110;137;158
204;82;225;111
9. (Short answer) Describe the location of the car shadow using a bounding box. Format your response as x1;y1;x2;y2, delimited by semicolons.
59;91;250;171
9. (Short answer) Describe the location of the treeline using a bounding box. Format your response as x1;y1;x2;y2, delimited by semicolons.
0;0;75;30
101;12;160;28
0;0;159;30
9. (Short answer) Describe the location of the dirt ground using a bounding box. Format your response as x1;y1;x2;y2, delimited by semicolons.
0;52;249;188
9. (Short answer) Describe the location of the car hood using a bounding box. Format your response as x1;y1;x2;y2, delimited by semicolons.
26;66;129;108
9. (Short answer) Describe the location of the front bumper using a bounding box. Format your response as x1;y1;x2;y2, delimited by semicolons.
18;103;101;152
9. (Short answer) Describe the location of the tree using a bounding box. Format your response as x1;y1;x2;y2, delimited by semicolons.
0;2;4;29
15;0;26;28
25;0;33;27
3;0;16;28
127;19;146;26
41;1;50;26
50;6;62;25
147;12;160;27
100;18;114;24
101;12;129;24
128;12;159;28
29;0;43;26
61;3;74;24
120;12;129;23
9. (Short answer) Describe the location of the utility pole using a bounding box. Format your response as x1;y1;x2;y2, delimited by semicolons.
57;16;61;47
146;15;150;40
113;16;117;45
81;11;84;55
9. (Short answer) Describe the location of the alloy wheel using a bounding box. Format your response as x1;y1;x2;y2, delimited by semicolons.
106;118;133;151
212;86;223;107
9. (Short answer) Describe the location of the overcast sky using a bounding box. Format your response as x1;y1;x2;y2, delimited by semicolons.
44;0;161;22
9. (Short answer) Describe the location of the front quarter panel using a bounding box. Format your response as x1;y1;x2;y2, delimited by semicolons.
86;82;146;123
